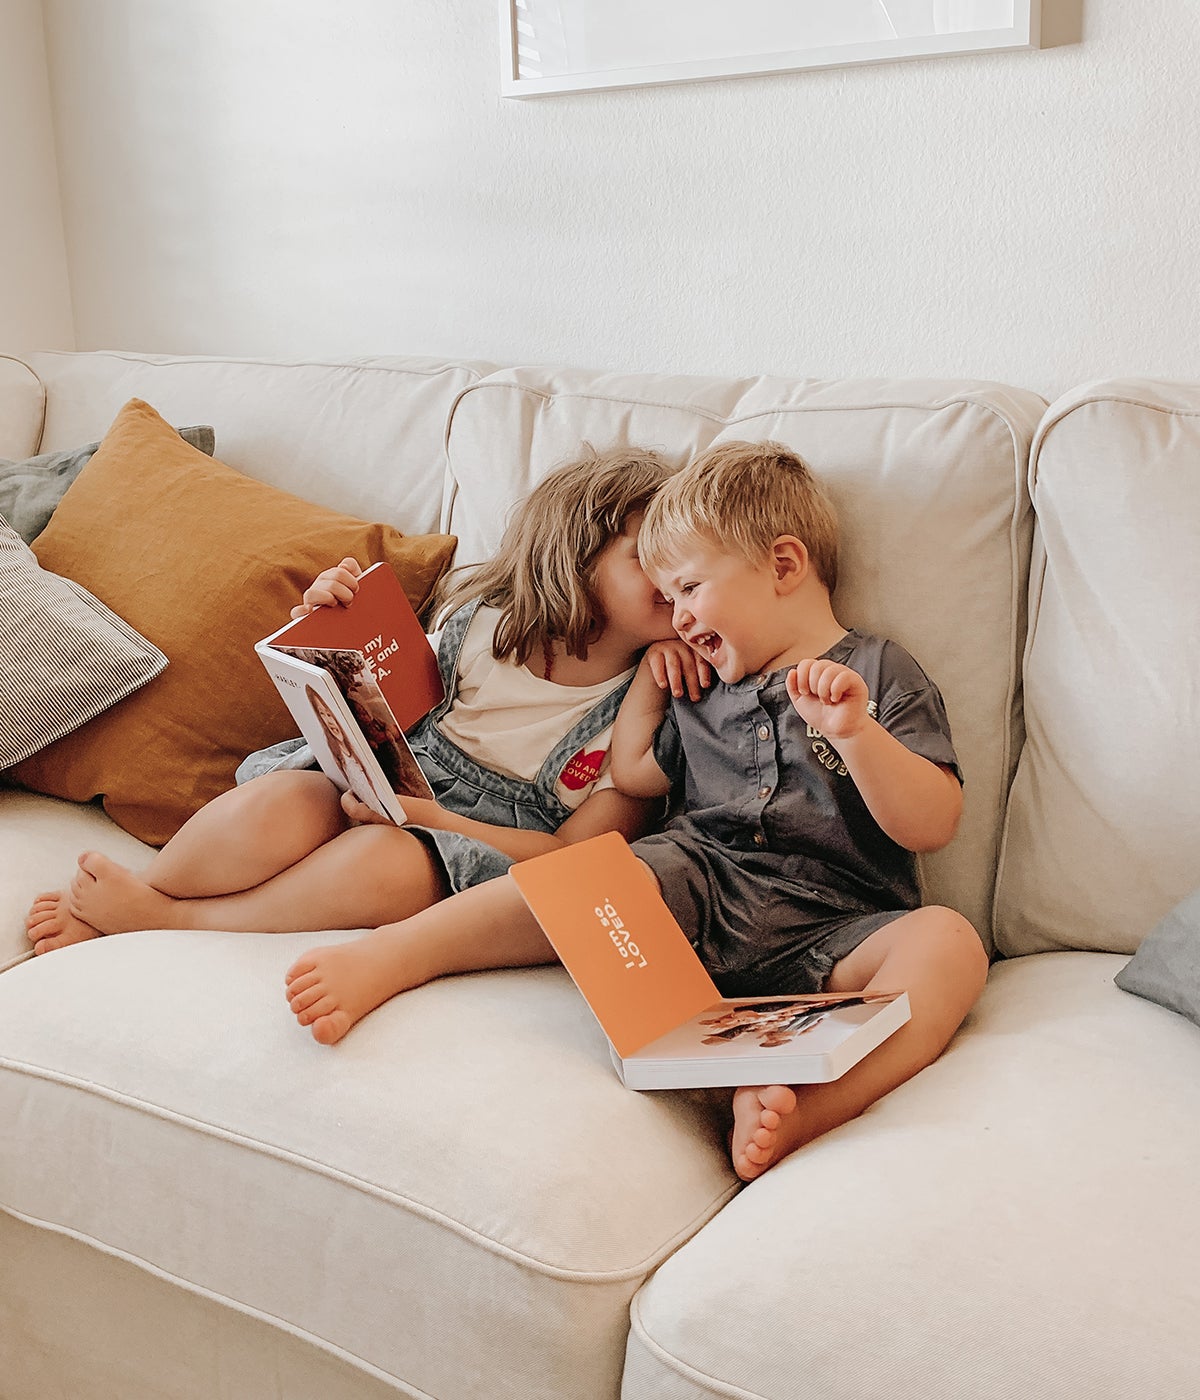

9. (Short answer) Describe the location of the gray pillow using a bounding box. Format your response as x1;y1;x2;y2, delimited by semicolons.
1115;887;1200;1027
0;424;215;543
0;514;168;767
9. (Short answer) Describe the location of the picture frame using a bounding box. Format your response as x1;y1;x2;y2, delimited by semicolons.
500;1;1041;98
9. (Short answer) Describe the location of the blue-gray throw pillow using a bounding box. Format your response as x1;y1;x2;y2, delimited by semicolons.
0;424;215;543
1115;887;1200;1027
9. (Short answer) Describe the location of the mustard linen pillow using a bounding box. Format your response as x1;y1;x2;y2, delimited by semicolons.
12;398;457;844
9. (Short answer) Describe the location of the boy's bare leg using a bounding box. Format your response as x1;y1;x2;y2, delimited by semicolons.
285;875;556;1045
65;822;449;937
731;906;989;1182
26;771;347;953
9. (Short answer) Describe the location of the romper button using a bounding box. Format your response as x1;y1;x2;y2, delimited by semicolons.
756;724;770;741
758;786;771;799
753;832;766;846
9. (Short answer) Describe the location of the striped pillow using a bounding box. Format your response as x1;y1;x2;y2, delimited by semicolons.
0;515;167;767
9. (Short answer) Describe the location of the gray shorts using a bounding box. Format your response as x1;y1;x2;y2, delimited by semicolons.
406;826;516;896
632;831;908;997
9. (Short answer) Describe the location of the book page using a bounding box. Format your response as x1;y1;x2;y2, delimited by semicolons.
277;645;433;800
256;645;408;825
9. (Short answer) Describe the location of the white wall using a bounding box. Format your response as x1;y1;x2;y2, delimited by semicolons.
40;0;1200;396
0;0;72;348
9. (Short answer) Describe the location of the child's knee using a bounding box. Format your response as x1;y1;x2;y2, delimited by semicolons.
912;908;989;1021
245;769;345;830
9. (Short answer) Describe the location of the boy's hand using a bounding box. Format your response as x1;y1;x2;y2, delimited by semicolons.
291;557;363;619
645;639;713;702
786;659;870;740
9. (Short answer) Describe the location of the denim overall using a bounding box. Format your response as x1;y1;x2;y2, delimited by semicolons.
238;601;635;892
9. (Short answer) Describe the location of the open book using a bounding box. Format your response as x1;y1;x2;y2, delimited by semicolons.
510;831;911;1090
255;562;443;824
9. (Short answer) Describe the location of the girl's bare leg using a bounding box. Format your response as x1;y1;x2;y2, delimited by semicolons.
67;822;449;936
285;876;556;1045
143;770;349;897
27;771;348;953
730;906;989;1181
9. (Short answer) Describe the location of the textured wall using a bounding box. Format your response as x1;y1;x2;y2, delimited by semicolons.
0;0;72;348
39;0;1200;395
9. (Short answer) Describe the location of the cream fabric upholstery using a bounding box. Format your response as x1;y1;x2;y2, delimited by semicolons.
446;369;1046;951
995;380;1200;955
0;933;738;1399
0;1213;407;1400
625;952;1200;1400
20;350;493;536
0;353;45;459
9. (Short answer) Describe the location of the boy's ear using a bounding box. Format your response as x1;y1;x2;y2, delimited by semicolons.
771;536;809;592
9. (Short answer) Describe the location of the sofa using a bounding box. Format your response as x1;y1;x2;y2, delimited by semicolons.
0;350;1196;1400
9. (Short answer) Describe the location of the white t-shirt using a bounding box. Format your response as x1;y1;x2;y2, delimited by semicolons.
434;606;634;811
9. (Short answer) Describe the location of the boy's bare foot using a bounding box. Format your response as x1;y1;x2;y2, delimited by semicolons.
25;891;103;955
285;934;420;1045
69;851;176;934
730;1084;799;1181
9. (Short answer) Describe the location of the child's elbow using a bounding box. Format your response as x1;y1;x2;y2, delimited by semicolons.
911;790;963;853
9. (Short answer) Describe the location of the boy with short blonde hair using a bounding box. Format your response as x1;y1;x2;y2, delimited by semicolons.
611;439;987;1178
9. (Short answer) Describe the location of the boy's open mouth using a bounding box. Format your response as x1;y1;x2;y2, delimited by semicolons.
691;631;722;657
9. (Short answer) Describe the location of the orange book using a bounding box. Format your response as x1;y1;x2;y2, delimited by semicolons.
254;562;442;824
510;831;910;1089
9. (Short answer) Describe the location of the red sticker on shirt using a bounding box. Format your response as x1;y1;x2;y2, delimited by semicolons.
559;747;605;791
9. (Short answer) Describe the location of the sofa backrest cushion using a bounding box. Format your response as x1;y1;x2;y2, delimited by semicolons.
994;380;1200;956
445;367;1046;952
18;351;492;537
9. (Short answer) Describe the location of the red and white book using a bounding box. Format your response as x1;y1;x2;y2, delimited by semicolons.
255;562;443;824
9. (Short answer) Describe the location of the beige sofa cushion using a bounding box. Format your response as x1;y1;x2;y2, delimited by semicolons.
0;932;738;1400
994;380;1200;956
624;952;1200;1400
446;368;1046;952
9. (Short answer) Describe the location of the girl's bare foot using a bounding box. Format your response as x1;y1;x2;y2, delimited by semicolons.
25;891;104;955
730;1085;799;1181
69;851;177;934
285;933;422;1045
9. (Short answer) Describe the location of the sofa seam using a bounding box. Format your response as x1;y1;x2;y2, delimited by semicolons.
24;348;491;383
0;1055;739;1283
0;1201;434;1399
627;1290;770;1400
447;377;1043;426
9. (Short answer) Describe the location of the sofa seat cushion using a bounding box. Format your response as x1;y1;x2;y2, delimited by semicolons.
0;931;740;1400
0;790;154;972
622;951;1200;1400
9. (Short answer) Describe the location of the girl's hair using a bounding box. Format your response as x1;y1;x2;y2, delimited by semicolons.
638;440;839;593
435;446;677;664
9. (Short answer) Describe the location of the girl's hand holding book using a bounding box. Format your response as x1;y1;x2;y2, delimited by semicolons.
291;557;364;620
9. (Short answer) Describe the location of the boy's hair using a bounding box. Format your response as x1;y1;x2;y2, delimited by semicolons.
435;446;677;665
637;440;839;593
